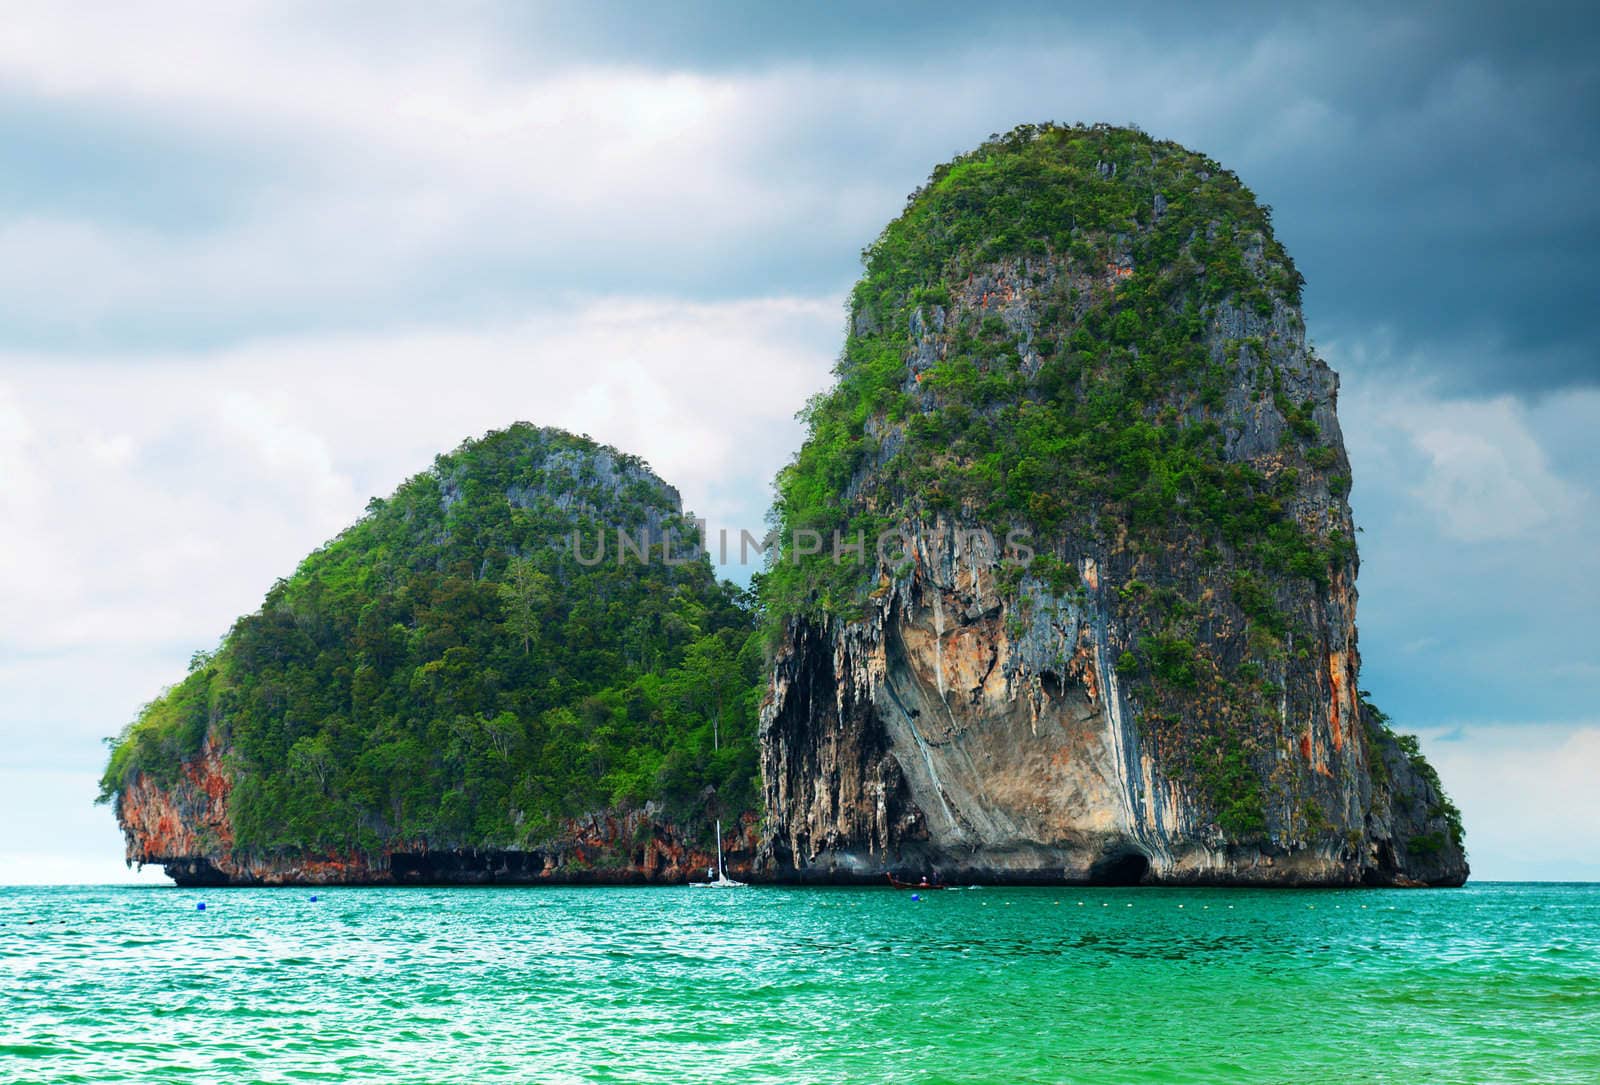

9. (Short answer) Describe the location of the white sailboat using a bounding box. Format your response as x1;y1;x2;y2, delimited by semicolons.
691;816;745;888
691;692;745;888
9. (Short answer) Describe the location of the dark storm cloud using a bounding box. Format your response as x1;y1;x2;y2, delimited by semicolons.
489;0;1600;394
1218;3;1600;395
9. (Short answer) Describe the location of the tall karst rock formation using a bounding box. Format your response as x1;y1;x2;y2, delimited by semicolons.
758;123;1466;886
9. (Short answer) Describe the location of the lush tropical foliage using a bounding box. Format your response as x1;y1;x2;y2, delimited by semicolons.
763;122;1339;625
100;426;763;854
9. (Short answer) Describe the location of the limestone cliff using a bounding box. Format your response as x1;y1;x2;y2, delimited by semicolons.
115;743;760;884
758;123;1466;886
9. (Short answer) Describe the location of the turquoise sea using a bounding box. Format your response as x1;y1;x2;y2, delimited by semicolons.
3;883;1597;1083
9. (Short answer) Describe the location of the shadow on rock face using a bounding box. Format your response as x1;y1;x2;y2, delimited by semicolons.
1089;849;1151;886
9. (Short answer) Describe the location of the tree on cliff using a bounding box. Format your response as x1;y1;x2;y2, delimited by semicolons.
500;556;551;655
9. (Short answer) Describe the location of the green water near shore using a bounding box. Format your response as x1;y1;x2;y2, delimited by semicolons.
3;883;1596;1083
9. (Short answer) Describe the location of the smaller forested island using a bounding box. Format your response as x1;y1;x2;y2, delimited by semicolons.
102;426;766;884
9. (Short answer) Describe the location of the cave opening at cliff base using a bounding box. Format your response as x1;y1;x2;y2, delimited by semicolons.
1089;850;1151;886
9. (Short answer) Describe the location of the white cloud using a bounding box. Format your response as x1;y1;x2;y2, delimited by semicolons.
215;389;356;518
0;294;839;790
1415;724;1600;881
1333;359;1600;764
0;382;38;497
1335;350;1586;543
1404;398;1584;541
0;10;858;333
0;4;1486;345
0;769;172;885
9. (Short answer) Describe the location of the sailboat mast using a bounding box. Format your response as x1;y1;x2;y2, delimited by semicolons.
712;703;721;876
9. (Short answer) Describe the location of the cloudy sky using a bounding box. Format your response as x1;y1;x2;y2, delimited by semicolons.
2;1;1596;883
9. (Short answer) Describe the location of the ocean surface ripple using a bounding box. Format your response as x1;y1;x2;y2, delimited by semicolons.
3;883;1597;1083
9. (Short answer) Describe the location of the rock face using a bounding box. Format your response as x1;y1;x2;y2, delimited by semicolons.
760;536;1464;886
116;745;760;885
758;124;1466;886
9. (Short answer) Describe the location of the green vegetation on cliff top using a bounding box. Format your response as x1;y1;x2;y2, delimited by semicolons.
764;121;1335;622
99;425;763;856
